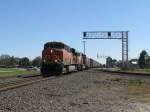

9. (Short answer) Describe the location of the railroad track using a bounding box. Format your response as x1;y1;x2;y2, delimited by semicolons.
95;68;150;77
0;75;56;92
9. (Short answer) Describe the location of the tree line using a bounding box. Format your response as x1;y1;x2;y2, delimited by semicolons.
0;50;149;69
0;54;42;67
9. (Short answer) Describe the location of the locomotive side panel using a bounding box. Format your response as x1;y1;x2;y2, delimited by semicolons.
62;49;73;65
85;57;91;68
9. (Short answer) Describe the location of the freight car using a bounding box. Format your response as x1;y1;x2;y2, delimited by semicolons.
41;41;100;77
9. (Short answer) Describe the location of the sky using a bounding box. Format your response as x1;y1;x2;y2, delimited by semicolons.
0;0;150;63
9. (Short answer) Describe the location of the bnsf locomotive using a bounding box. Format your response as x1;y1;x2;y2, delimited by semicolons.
41;42;100;77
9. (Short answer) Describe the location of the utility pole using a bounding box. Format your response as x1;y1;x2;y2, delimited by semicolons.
83;41;86;55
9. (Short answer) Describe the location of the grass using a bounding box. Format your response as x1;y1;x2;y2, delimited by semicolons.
121;68;150;74
110;67;150;74
0;68;40;77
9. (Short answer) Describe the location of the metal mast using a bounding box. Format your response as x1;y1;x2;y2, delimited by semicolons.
122;31;128;69
83;41;86;55
83;31;129;69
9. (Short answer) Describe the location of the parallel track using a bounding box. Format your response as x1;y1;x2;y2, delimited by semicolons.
0;70;92;92
0;75;56;92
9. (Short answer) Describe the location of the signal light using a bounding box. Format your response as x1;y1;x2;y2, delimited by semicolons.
83;32;86;37
108;32;111;37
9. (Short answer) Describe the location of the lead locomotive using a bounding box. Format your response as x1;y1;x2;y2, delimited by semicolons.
41;41;100;77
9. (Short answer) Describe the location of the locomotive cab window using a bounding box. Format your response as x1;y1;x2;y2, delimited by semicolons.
44;42;64;49
44;42;71;53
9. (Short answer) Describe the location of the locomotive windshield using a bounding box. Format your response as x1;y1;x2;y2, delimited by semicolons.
44;42;71;52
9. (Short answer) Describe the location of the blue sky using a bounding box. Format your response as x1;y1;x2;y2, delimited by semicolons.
0;0;150;63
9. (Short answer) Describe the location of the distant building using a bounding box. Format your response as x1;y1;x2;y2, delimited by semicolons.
106;57;113;68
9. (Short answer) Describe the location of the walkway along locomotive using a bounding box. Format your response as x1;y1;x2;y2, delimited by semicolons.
41;42;100;76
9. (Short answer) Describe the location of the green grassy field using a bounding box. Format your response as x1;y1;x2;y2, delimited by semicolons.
0;68;40;77
124;69;150;74
113;68;150;74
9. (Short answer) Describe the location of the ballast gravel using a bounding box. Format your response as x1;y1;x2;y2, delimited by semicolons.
0;69;150;112
0;77;20;84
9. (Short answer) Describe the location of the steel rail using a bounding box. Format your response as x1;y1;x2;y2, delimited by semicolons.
0;76;56;92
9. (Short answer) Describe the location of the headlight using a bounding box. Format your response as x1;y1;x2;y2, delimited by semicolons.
54;60;57;62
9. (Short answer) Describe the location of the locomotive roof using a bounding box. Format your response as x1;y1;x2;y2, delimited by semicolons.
44;41;71;52
44;42;86;55
45;41;67;46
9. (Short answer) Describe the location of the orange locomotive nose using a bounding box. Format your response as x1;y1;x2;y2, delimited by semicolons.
42;48;63;63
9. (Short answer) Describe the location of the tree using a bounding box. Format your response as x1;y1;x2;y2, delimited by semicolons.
138;50;148;68
0;54;11;66
10;56;16;66
0;55;21;67
147;57;150;65
19;57;31;67
32;56;42;67
14;57;21;65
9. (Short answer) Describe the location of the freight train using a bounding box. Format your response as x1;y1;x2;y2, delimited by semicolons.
41;41;101;77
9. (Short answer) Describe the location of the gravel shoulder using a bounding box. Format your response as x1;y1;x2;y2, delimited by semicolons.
0;77;21;84
0;69;150;112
